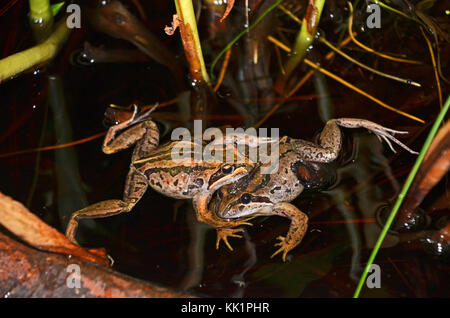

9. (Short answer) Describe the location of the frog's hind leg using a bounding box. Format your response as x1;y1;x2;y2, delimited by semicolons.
289;120;344;163
333;118;418;154
289;118;417;163
65;169;148;245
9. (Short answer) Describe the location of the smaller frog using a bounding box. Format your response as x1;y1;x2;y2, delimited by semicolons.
212;118;418;261
65;105;256;246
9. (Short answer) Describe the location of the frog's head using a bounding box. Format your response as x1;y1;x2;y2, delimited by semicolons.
213;167;274;219
214;186;274;219
207;162;254;192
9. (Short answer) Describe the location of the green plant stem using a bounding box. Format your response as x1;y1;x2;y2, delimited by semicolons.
29;0;51;20
353;94;450;298
0;20;70;82
282;0;325;81
29;0;53;41
369;0;420;23
210;0;284;79
51;2;65;16
174;0;210;84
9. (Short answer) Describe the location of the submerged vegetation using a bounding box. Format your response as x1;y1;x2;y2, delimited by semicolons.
0;0;449;297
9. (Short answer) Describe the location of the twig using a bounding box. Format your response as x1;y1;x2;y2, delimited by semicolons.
347;2;421;65
415;10;450;85
219;0;235;22
303;58;425;123
319;37;421;87
420;27;443;109
0;0;20;17
267;35;291;53
0;99;179;159
387;257;417;297
274;45;285;75
277;4;302;25
369;0;420;23
0;132;107;159
213;48;231;92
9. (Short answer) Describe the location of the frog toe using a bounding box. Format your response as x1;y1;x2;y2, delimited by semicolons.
234;216;256;227
132;104;158;124
270;236;291;262
216;228;245;251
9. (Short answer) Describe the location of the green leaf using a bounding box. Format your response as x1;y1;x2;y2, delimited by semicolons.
51;2;65;16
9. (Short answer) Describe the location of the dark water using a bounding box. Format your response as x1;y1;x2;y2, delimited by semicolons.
0;0;449;297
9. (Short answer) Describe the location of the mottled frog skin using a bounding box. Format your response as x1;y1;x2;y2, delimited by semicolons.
65;106;255;245
212;118;417;261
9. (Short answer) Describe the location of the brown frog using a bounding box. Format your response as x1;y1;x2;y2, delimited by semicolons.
65;105;256;246
212;118;418;261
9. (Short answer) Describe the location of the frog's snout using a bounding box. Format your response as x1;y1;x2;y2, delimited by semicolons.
213;189;233;218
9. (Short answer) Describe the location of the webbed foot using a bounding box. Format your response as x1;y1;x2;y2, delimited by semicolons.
216;228;245;251
335;118;418;154
130;103;158;125
270;236;294;262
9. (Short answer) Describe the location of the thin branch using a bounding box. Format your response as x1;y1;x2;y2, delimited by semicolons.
277;4;302;25
420;27;443;109
213;48;231;92
347;2;421;65
303;58;425;123
319;37;421;87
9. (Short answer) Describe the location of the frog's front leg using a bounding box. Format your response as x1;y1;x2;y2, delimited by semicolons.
103;105;159;159
192;193;253;251
268;202;309;262
66;168;148;244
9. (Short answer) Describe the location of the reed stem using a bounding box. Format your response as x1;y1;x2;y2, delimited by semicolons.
277;0;325;91
29;0;53;42
0;20;70;82
353;94;450;298
174;0;210;85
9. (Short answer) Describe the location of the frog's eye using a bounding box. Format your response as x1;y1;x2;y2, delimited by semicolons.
221;164;234;174
240;193;251;204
